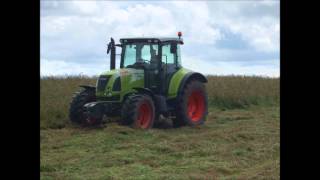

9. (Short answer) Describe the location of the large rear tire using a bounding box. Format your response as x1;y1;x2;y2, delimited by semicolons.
173;80;208;127
121;94;155;129
69;88;100;126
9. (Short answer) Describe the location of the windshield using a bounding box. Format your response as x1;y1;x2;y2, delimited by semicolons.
122;43;159;68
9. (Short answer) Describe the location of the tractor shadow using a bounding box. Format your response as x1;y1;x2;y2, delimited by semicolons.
103;115;175;129
153;116;174;129
70;116;175;130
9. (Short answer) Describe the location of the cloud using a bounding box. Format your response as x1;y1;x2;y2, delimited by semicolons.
40;0;279;77
182;55;279;77
207;1;280;52
168;1;223;44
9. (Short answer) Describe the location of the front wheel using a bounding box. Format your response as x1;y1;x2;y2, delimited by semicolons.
121;94;155;129
173;80;208;127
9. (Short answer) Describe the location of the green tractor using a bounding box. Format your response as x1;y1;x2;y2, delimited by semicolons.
69;32;208;129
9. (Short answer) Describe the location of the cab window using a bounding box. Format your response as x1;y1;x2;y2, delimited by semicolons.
161;44;175;64
123;43;159;67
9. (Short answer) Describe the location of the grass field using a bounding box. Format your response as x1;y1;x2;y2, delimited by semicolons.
40;76;279;179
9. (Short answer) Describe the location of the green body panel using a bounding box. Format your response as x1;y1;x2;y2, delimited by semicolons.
96;67;192;102
96;68;144;102
167;67;192;99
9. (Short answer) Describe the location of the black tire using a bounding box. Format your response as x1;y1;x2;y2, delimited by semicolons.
173;80;208;127
69;88;100;126
121;94;155;129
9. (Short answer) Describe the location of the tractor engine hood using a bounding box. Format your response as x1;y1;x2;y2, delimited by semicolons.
96;68;144;101
99;68;144;80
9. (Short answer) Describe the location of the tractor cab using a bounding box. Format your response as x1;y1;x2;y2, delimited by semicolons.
107;33;184;95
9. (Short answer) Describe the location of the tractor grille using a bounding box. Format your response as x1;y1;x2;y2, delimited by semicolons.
97;75;111;92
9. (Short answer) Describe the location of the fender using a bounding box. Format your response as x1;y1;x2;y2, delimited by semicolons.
177;72;207;97
80;85;96;91
133;87;168;114
167;69;207;99
133;87;154;97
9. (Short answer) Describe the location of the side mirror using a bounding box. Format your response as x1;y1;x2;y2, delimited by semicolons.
170;43;177;54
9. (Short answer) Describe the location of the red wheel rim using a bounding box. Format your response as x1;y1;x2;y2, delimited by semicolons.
86;117;97;125
187;91;205;122
137;101;152;128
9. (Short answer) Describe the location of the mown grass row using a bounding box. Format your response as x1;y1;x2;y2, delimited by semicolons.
40;75;279;129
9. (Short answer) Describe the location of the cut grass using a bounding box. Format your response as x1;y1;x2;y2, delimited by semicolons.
41;105;279;179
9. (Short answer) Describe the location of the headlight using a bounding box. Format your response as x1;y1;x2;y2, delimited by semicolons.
112;77;121;91
97;75;111;92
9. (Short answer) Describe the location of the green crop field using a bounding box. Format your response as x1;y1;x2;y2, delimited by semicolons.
40;76;279;179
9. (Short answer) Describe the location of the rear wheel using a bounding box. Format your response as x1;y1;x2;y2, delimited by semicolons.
69;88;101;126
173;80;208;127
121;94;155;129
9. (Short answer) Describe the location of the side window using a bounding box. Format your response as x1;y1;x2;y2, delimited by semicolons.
151;45;159;55
161;44;175;64
123;44;136;67
141;45;151;61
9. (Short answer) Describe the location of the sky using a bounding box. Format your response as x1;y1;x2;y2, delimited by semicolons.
40;0;280;77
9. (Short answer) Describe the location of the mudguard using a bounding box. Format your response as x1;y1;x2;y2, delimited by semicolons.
177;72;207;98
133;87;154;97
167;68;207;99
80;85;96;91
133;87;168;114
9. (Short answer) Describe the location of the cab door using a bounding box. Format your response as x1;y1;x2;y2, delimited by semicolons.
159;43;180;95
140;44;161;92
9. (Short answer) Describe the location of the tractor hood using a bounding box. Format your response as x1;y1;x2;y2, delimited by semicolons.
99;68;144;79
96;68;144;101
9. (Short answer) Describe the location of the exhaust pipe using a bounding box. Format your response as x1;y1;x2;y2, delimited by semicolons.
107;38;116;70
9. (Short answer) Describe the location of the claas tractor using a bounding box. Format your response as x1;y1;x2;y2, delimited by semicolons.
69;32;208;129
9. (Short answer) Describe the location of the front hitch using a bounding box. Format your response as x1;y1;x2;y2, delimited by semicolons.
83;102;105;125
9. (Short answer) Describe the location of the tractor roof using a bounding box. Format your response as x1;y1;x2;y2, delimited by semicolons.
120;37;184;44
